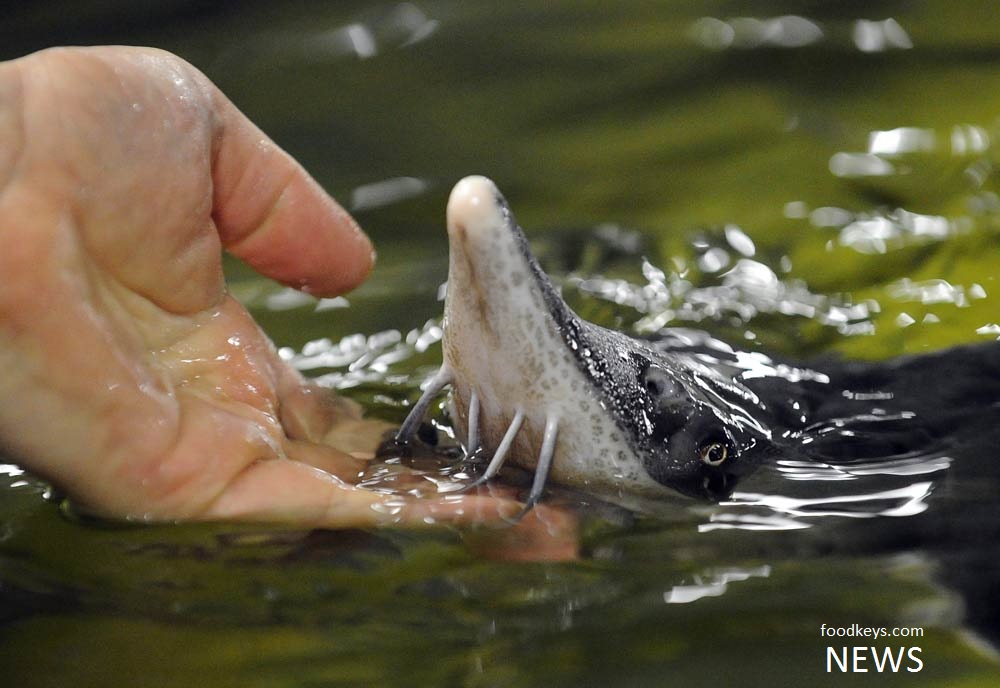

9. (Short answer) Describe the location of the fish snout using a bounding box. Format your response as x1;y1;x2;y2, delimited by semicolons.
446;175;507;245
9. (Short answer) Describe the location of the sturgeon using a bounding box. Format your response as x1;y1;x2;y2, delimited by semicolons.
395;176;778;509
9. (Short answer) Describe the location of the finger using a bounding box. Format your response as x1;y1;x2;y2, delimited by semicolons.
207;80;374;297
283;439;368;483
276;376;362;444
274;368;396;460
201;458;525;529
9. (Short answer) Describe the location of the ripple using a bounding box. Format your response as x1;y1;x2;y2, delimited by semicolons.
573;256;877;336
283;319;443;389
721;480;935;523
776;454;952;481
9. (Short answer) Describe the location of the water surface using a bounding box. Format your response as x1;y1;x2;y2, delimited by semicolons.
2;2;1000;685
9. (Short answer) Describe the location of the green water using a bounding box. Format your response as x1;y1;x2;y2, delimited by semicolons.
3;2;1000;686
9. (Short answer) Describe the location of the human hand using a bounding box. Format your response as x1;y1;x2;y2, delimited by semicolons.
0;46;575;553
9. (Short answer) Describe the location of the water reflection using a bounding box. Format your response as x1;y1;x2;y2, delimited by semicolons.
868;127;936;156
800;205;974;255
574;255;878;336
350;176;430;211
690;15;823;50
281;319;442;388
297;2;440;60
213;2;438;66
829;152;895;178
831;125;992;190
0;462;33;494
852;18;913;52
309;23;380;60
264;287;320;311
698;511;808;532
708;480;935;532
888;278;985;306
689;14;915;53
776;454;952;480
0;463;25;477
862;125;987;162
663;565;772;604
976;323;1000;338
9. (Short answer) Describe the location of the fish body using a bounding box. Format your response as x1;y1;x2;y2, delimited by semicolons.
397;176;776;503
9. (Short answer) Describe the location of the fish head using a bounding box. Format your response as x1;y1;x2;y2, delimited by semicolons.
440;175;772;501
621;347;774;500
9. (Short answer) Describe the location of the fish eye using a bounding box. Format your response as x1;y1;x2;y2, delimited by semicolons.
698;439;729;467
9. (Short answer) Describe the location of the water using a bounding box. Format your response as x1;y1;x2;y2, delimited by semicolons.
2;1;1000;685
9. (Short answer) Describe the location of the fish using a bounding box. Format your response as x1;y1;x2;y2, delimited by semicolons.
393;176;1000;513
394;176;781;509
